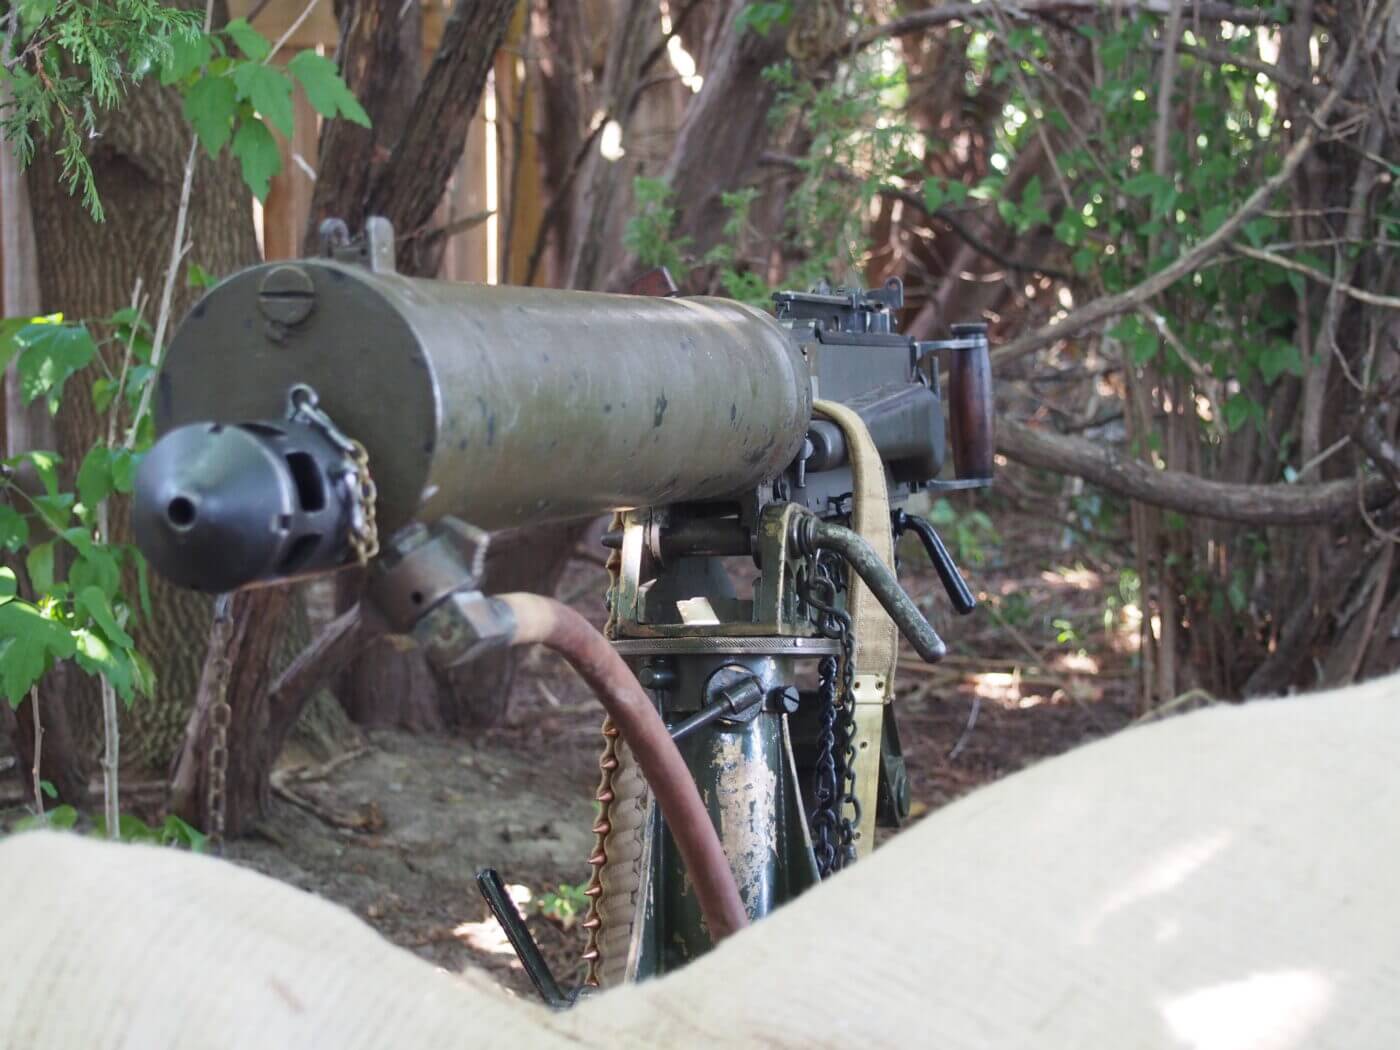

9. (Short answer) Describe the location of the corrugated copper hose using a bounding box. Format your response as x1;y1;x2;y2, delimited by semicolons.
495;593;749;943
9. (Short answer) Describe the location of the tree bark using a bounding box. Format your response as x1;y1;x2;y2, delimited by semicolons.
365;0;515;275
306;0;578;735
303;0;424;252
604;0;811;292
23;0;267;794
0;92;85;804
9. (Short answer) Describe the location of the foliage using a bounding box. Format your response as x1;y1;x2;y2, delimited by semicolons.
627;2;1393;694
736;1;792;37
2;6;367;214
967;14;1321;666
924;497;997;567
11;805;207;849
764;55;920;289
626;178;772;305
536;881;589;929
165;20;368;200
0;311;156;708
0;0;198;218
95;810;207;849
701;187;772;306
624;176;691;276
624;22;919;295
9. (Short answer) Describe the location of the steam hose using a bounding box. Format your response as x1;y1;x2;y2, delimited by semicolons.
493;593;749;943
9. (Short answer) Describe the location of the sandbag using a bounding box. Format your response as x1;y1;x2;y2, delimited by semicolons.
3;671;1399;1048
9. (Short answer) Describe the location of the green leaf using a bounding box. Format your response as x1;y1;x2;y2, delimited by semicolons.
1122;172;1169;200
0;316;34;372
0;601;76;704
161;29;212;85
46;804;78;829
1223;393;1254;433
39;779;57;799
1227;577;1247;613
77;586;133;647
16;323;97;414
76;446;113;510
30;492;74;532
231;117;282;200
26;542;54;595
1243;216;1276;248
66;532;121;600
1258;342;1303;384
1021;174;1042;210
74;628;136;704
187;262;217;289
0;635;46;706
92;377;118;415
1108;316;1158;367
130;649;156;700
0;505;29;552
183;75;239;157
225;18;270;61
107;305;147;330
111;449;138;494
0;567;16;603
161;814;207;852
231;61;294;138
1054;213;1084;247
287;51;370;127
1201;203;1231;235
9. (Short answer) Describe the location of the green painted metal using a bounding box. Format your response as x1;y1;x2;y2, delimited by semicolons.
626;711;819;980
620;647;821;981
159;261;813;536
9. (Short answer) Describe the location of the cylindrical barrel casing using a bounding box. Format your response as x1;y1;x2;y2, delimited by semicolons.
158;261;813;534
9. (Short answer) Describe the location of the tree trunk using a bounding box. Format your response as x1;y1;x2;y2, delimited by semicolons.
603;0;815;292
307;0;564;735
0;92;86;804
23;0;267;798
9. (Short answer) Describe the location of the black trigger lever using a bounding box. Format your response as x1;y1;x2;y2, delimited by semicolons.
891;509;977;616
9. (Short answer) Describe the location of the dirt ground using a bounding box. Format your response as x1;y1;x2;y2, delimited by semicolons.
0;488;1143;1001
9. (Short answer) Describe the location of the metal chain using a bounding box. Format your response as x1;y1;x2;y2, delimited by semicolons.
344;437;380;563
286;385;379;564
834;602;860;868
801;550;860;875
205;593;235;855
809;654;841;875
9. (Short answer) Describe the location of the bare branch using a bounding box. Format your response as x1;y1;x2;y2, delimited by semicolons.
851;0;1293;55
1231;242;1400;311
999;416;1397;526
758;152;1075;280
1356;417;1400;489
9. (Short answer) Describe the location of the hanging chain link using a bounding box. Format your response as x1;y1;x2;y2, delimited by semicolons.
343;438;380;564
205;593;235;855
800;550;860;875
286;384;379;564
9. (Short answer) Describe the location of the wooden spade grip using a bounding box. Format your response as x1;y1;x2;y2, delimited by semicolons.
948;323;994;480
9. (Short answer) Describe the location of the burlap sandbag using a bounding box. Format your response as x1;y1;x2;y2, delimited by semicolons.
4;671;1399;1048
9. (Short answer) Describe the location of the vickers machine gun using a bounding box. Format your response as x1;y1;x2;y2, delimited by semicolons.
132;218;995;1002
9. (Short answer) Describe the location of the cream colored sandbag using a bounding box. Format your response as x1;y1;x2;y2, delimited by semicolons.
3;671;1399;1049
